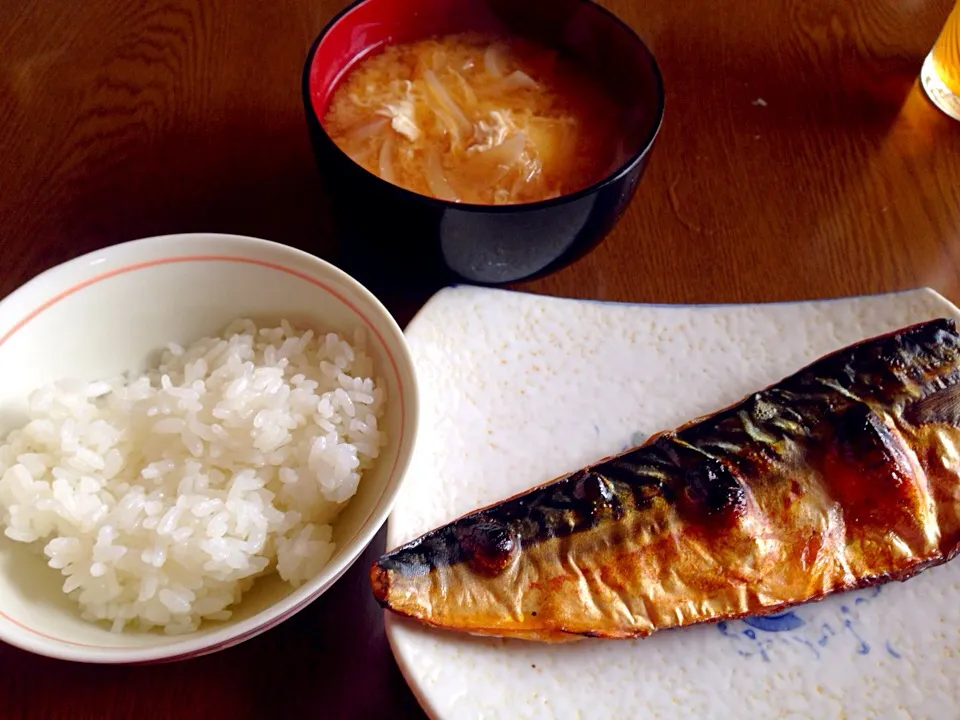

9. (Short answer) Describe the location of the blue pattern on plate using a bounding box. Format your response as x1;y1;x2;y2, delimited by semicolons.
716;587;902;662
742;612;805;632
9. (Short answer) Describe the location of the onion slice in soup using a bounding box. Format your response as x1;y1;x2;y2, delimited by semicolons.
481;131;527;169
425;148;460;202
345;117;390;142
379;134;396;184
455;131;529;196
424;69;472;142
484;42;506;78
453;71;479;109
496;70;539;93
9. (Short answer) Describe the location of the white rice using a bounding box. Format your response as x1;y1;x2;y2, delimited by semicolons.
0;318;386;634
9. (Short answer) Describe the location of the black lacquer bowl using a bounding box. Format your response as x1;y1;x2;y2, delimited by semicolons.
303;0;664;287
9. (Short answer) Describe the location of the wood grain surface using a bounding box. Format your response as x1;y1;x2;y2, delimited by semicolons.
0;0;958;717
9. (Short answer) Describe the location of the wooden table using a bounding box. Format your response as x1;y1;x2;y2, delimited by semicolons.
0;0;958;717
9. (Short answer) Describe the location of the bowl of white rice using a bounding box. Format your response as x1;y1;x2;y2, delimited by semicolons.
0;233;419;663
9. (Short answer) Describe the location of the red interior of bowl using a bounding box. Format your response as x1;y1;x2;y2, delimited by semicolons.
308;0;663;157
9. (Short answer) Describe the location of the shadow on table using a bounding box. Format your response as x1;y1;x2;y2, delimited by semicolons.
0;95;451;330
235;524;430;720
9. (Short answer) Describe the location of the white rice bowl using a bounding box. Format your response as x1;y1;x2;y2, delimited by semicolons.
0;318;386;635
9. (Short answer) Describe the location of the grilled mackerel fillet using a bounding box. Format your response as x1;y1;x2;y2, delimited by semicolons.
372;318;960;641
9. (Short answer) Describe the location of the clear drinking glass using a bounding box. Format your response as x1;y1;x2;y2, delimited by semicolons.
921;0;960;120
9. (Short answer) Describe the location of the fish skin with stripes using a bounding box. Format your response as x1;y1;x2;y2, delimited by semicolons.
372;318;960;642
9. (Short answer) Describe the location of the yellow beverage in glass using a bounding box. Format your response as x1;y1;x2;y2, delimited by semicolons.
922;1;960;120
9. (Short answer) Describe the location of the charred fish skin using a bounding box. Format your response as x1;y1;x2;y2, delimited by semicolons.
373;318;960;642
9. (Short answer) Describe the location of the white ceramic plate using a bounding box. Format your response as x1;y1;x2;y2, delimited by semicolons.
386;286;960;720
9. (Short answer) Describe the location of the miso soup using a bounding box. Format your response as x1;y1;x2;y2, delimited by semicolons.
323;33;627;205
